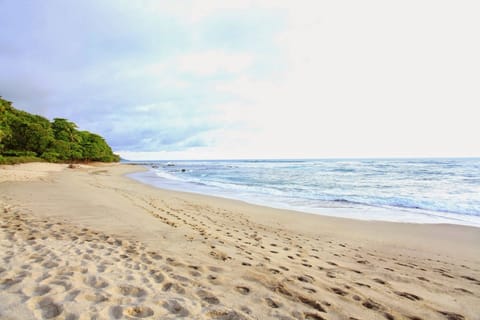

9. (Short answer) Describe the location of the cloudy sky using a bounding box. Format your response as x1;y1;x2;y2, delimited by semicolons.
1;1;479;159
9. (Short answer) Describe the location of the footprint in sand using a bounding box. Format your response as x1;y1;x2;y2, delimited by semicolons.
437;311;465;320
1;277;23;289
65;289;81;301
331;287;348;296
394;291;422;301
148;252;162;260
384;312;395;320
269;268;280;274
355;282;371;288
197;289;220;305
83;275;109;289
455;288;473;294
24;285;51;297
50;279;72;292
235;286;250;295
362;299;382;311
171;274;190;283
163;299;190;317
265;297;281;308
148;269;164;283
303;287;316;294
206;309;247;320
298;296;326;313
297;275;314;283
34;285;52;296
373;278;387;285
37;297;63;319
117;284;147;297
82;292;109;303
207;274;219;282
124;305;154;318
461;275;480;284
304;312;326;320
162;282;186;294
110;306;123;319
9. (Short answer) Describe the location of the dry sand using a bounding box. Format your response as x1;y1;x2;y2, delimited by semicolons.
0;163;479;320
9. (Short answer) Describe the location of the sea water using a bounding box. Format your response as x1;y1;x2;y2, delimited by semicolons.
128;158;480;227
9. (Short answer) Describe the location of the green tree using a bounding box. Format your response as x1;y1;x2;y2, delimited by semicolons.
22;116;54;155
2;106;52;155
1;97;119;163
79;131;118;162
51;118;80;142
0;97;13;152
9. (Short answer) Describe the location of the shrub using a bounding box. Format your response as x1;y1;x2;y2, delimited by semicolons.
2;150;37;157
0;156;43;165
40;151;61;162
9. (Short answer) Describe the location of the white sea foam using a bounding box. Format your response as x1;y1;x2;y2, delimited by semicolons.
154;170;184;181
128;158;480;227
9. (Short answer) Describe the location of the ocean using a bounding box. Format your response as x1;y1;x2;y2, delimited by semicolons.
128;158;480;227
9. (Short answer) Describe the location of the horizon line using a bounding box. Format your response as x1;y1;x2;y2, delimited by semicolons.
120;156;480;162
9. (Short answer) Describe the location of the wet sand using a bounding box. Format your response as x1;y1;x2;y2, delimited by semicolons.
1;163;479;319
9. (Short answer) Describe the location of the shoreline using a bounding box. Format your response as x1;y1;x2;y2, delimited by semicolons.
128;163;480;228
1;163;479;319
124;165;480;259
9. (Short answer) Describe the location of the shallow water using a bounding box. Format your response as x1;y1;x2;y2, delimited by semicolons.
128;158;480;227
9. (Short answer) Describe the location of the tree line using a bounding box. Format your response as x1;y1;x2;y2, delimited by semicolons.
0;97;119;164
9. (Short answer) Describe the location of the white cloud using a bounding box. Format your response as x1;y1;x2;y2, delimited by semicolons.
2;0;479;159
177;50;254;76
143;0;283;23
194;0;480;159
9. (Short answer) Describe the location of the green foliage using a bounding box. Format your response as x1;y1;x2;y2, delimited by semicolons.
79;131;119;162
0;97;119;163
0;98;12;153
40;151;61;162
52;118;79;142
0;155;44;165
2;150;38;157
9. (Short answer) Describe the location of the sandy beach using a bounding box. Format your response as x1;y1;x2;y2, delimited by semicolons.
1;163;479;320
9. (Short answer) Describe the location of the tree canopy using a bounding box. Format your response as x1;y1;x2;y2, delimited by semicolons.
0;97;119;164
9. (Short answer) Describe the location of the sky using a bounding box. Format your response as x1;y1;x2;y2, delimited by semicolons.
1;0;479;160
